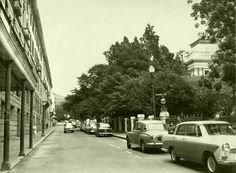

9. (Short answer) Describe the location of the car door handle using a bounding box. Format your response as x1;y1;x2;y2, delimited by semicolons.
182;138;186;141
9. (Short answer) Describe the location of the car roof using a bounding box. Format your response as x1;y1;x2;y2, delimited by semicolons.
137;120;163;124
178;120;229;125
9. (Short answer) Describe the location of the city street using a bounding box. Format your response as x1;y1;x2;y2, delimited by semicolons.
9;125;207;173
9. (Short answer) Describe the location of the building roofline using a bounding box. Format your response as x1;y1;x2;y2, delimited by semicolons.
31;0;53;88
190;38;215;48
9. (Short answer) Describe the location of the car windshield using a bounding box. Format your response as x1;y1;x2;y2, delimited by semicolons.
204;124;235;135
90;123;96;128
65;123;73;128
147;123;164;130
100;123;110;128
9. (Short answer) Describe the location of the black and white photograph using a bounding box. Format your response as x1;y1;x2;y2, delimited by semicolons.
0;0;235;173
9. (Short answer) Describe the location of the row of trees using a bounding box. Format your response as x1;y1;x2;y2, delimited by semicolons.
61;0;235;121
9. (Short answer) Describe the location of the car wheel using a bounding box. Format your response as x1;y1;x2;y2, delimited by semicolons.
140;141;146;153
64;131;66;133
126;138;131;149
170;148;180;163
206;155;219;173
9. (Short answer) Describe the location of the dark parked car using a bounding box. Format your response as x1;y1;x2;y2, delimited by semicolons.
95;123;112;137
126;120;167;152
84;122;96;134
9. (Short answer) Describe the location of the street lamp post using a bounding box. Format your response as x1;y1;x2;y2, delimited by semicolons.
156;93;169;124
149;56;156;119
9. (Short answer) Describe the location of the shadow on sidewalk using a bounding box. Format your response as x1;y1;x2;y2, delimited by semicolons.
0;127;56;171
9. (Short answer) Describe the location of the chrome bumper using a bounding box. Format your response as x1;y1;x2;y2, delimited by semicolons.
218;155;236;166
98;132;112;135
145;142;163;148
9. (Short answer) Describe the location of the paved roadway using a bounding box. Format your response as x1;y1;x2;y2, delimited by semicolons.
8;126;227;173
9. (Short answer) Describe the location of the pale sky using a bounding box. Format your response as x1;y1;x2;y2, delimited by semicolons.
37;0;203;96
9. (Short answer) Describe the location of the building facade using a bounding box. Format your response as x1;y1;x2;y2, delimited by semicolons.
181;38;218;77
53;93;65;121
0;0;52;170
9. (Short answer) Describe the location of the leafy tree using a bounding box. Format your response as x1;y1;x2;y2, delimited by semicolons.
188;0;236;112
64;24;192;121
104;36;149;77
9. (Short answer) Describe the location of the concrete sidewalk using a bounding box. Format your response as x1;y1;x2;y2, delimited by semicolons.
0;127;56;172
112;132;126;139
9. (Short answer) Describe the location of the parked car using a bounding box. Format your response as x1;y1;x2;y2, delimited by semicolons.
95;123;112;137
64;123;74;133
163;121;236;173
126;120;167;152
84;122;97;134
69;119;77;128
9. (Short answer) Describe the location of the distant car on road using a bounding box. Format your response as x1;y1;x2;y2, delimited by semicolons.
69;119;77;128
64;123;74;133
163;121;236;173
126;120;167;153
84;122;96;134
95;123;112;137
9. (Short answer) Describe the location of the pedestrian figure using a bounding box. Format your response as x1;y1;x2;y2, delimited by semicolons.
177;116;182;124
33;125;37;137
168;122;175;134
212;112;220;120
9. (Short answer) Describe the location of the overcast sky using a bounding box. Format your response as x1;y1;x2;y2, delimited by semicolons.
37;0;203;96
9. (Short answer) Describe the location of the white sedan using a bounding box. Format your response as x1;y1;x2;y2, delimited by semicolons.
163;121;236;173
64;123;74;133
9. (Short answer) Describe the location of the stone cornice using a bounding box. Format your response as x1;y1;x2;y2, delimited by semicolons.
30;0;52;88
185;59;211;66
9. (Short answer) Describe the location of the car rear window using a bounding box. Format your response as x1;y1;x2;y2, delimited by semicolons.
147;123;164;130
204;124;235;135
100;123;110;128
66;123;73;128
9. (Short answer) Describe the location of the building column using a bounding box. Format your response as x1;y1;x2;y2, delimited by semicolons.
41;103;45;137
1;61;13;170
41;102;49;137
29;90;34;148
19;80;26;156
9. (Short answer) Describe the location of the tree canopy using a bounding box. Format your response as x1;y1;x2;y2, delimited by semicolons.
62;24;232;121
188;0;236;113
188;0;235;84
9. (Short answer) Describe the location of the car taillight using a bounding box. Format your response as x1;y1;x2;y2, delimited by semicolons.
157;136;162;141
153;136;162;143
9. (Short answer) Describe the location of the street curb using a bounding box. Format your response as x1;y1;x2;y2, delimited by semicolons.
112;134;126;140
1;127;57;172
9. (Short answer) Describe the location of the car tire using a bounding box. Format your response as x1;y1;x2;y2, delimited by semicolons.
126;138;131;149
170;148;180;163
64;131;66;133
140;141;147;153
206;154;220;173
